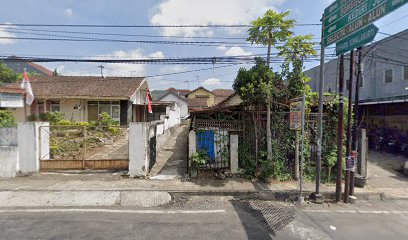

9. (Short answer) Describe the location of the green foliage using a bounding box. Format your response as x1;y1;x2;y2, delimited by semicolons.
38;113;48;121
191;150;209;165
47;112;65;125
247;10;295;47
233;58;277;105
97;112;119;126
27;114;37;122
0;63;18;86
0;110;17;127
278;34;317;99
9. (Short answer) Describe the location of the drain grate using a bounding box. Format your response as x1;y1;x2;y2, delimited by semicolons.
231;200;295;233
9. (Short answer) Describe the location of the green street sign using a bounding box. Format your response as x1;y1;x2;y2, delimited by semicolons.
335;24;378;56
324;0;353;17
324;0;386;27
324;0;408;46
324;0;386;37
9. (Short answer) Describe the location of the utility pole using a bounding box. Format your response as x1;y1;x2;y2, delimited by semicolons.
350;47;363;196
336;54;345;202
314;14;325;202
299;92;306;203
344;50;354;203
266;30;273;162
98;65;105;78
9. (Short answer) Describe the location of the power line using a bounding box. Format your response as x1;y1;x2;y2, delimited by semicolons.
0;23;321;28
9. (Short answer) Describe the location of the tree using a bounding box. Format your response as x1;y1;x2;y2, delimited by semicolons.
233;58;276;168
278;34;317;99
0;62;18;86
247;10;295;162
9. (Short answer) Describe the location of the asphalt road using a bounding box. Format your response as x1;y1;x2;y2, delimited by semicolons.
0;197;407;240
0;208;290;240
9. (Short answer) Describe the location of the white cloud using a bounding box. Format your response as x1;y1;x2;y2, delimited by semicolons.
64;8;73;17
217;45;253;56
149;51;165;58
160;65;188;74
58;49;165;77
150;0;287;37
202;77;222;88
0;26;16;44
94;49;165;77
159;80;176;86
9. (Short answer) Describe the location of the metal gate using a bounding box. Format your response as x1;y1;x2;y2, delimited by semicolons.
39;125;129;171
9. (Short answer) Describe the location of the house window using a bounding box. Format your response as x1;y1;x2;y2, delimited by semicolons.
37;101;45;115
87;101;121;122
403;66;408;81
384;69;393;83
50;101;60;112
346;76;364;90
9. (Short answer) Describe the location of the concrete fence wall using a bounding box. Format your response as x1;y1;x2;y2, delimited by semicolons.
0;122;49;178
0;128;18;178
187;130;239;175
128;119;181;178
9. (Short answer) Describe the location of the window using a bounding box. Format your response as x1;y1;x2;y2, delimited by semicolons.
50;101;60;112
37;101;45;115
345;77;363;90
384;69;393;83
403;66;408;81
87;101;120;122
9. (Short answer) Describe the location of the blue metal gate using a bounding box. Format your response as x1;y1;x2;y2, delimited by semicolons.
197;130;215;161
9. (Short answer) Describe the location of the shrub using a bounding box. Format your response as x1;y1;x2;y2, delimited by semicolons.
27;114;37;122
47;112;65;125
191;150;209;165
98;112;119;126
38;113;49;121
0;110;17;127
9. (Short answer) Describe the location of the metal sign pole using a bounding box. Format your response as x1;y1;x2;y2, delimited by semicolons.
314;14;325;201
299;93;306;202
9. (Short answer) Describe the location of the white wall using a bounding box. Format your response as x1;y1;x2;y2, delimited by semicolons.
18;122;49;173
0;128;18;178
0;123;49;178
160;94;189;118
60;100;86;122
128;122;149;177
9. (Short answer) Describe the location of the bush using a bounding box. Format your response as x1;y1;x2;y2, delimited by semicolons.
0;110;17;127
191;150;209;165
98;112;119;126
47;112;65;125
27;114;37;122
38;113;49;121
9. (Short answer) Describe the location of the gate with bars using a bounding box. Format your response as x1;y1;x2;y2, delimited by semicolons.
39;125;129;171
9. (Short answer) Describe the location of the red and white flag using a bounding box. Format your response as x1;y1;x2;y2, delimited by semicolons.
20;71;34;105
146;89;153;114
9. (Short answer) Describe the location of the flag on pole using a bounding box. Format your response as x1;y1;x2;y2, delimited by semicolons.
146;89;153;114
20;71;34;105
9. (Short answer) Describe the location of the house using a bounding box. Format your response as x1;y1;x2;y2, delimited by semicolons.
151;88;191;100
2;57;53;76
213;93;243;108
0;87;26;120
185;87;235;111
157;91;189;118
7;76;151;125
305;29;408;133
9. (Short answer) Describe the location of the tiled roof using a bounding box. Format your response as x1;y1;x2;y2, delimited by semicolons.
211;89;235;97
8;76;146;99
0;87;25;94
187;98;208;108
211;89;235;104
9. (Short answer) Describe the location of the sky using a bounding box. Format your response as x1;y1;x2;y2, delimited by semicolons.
0;0;407;90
